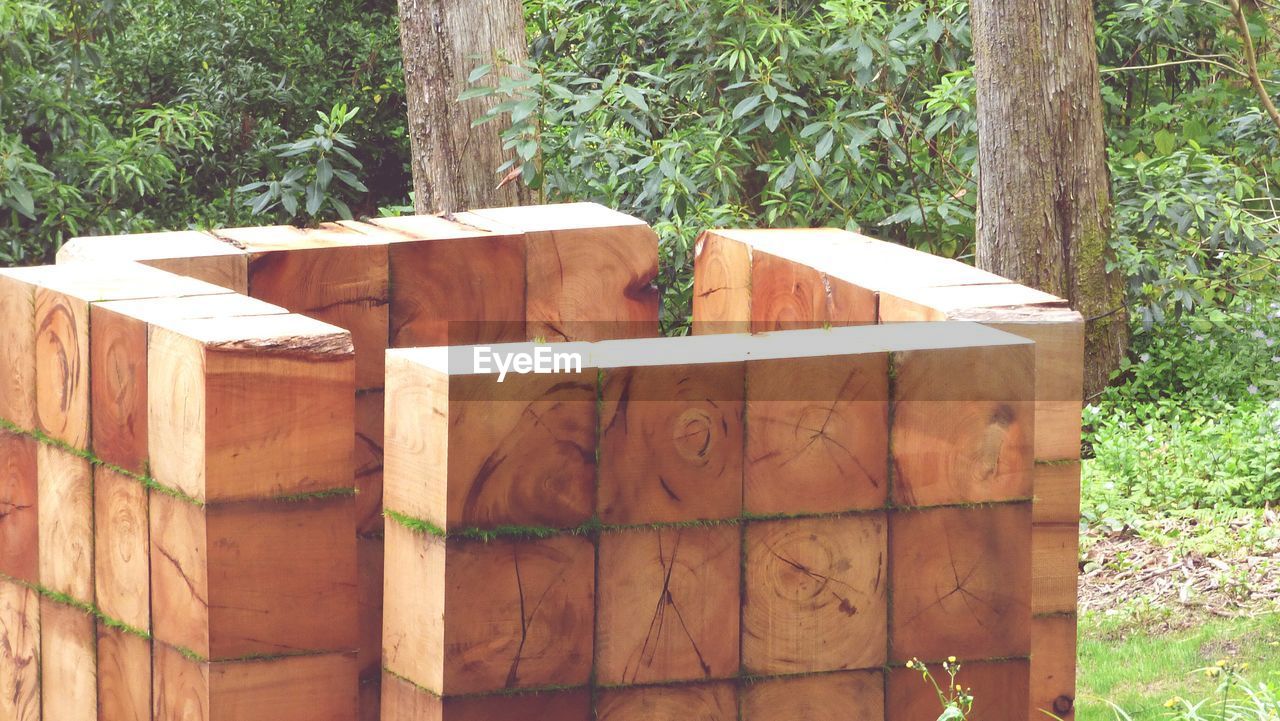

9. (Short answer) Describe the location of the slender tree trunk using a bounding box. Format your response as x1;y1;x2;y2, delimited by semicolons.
397;0;533;213
972;0;1128;397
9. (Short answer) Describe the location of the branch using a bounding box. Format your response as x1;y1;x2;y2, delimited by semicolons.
1100;57;1247;81
1227;0;1280;135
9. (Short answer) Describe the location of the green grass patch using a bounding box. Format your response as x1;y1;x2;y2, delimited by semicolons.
1078;612;1280;720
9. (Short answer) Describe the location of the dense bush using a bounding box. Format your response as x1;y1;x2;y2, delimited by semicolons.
0;0;405;266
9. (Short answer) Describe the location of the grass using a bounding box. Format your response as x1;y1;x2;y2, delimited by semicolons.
1077;611;1280;720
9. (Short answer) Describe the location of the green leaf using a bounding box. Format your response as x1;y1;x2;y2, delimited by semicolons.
316;158;333;189
305;183;323;215
620;86;649;113
732;94;763;120
764;105;782;132
467;64;493;83
1154;130;1177;156
815;131;835;160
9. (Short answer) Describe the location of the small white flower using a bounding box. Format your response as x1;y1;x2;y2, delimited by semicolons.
1254;330;1267;339
1247;385;1260;395
1140;353;1151;362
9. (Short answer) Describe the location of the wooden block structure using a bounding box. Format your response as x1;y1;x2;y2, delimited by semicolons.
49;202;662;717
692;228;1084;720
381;323;1034;719
0;262;363;719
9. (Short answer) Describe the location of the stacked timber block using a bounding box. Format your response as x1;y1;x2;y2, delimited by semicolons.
54;202;661;719
693;228;1084;720
0;262;361;720
381;322;1035;720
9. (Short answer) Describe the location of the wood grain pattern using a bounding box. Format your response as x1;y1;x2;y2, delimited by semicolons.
357;535;384;686
891;344;1034;507
383;353;596;530
750;249;876;331
1033;462;1082;524
98;623;151;721
35;287;91;446
745;353;888;515
57;230;250;293
0;430;39;582
381;671;592;721
155;643;358;721
692;230;751;336
94;466;150;629
742;515;888;674
597;682;737;721
150;493;358;660
460;203;660;341
0;269;39;428
0;579;39;721
37;443;93;601
741;670;884;721
1032;523;1080;616
90;301;150;473
598;362;744;524
383;526;594;695
248;243;389;390
596;525;740;685
1031;614;1077;721
387;233;525;347
147;314;355;502
890;504;1032;662
354;390;385;535
41;598;97;721
887;659;1030;721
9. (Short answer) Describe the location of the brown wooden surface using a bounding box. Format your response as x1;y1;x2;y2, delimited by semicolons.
596;525;740;685
437;532;593;694
98;623;151;721
147;314;355;502
354;390;385;535
891;344;1034;507
247;243;389;390
1033;462;1082;524
742;514;888;675
741;670;884;721
887;658;1030;721
90;301;152;473
381;671;592;721
745;353;889;515
598;361;744;524
91;292;291;475
597;681;738;721
41;598;97;721
692;231;751;335
1031;614;1077;721
150;493;358;660
94;466;150;630
0;579;39;721
1032;523;1080;616
37;443;93;601
154;643;358;721
750;249;876;331
459;203;660;341
34;287;91;446
384;354;596;530
890;504;1032;662
58;231;250;293
387;233;525;347
0;430;39;582
358;534;384;686
383;526;594;695
0;270;42;428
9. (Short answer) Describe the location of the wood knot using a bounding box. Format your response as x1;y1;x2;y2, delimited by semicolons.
1053;695;1075;714
672;408;713;464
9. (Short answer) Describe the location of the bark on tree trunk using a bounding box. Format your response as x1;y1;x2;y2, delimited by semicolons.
397;0;533;214
972;0;1128;398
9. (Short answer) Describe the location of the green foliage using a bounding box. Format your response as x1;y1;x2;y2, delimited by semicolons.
1083;296;1280;529
0;0;405;265
238;103;368;222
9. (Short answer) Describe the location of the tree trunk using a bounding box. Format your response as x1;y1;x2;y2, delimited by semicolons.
397;0;533;213
972;0;1128;398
